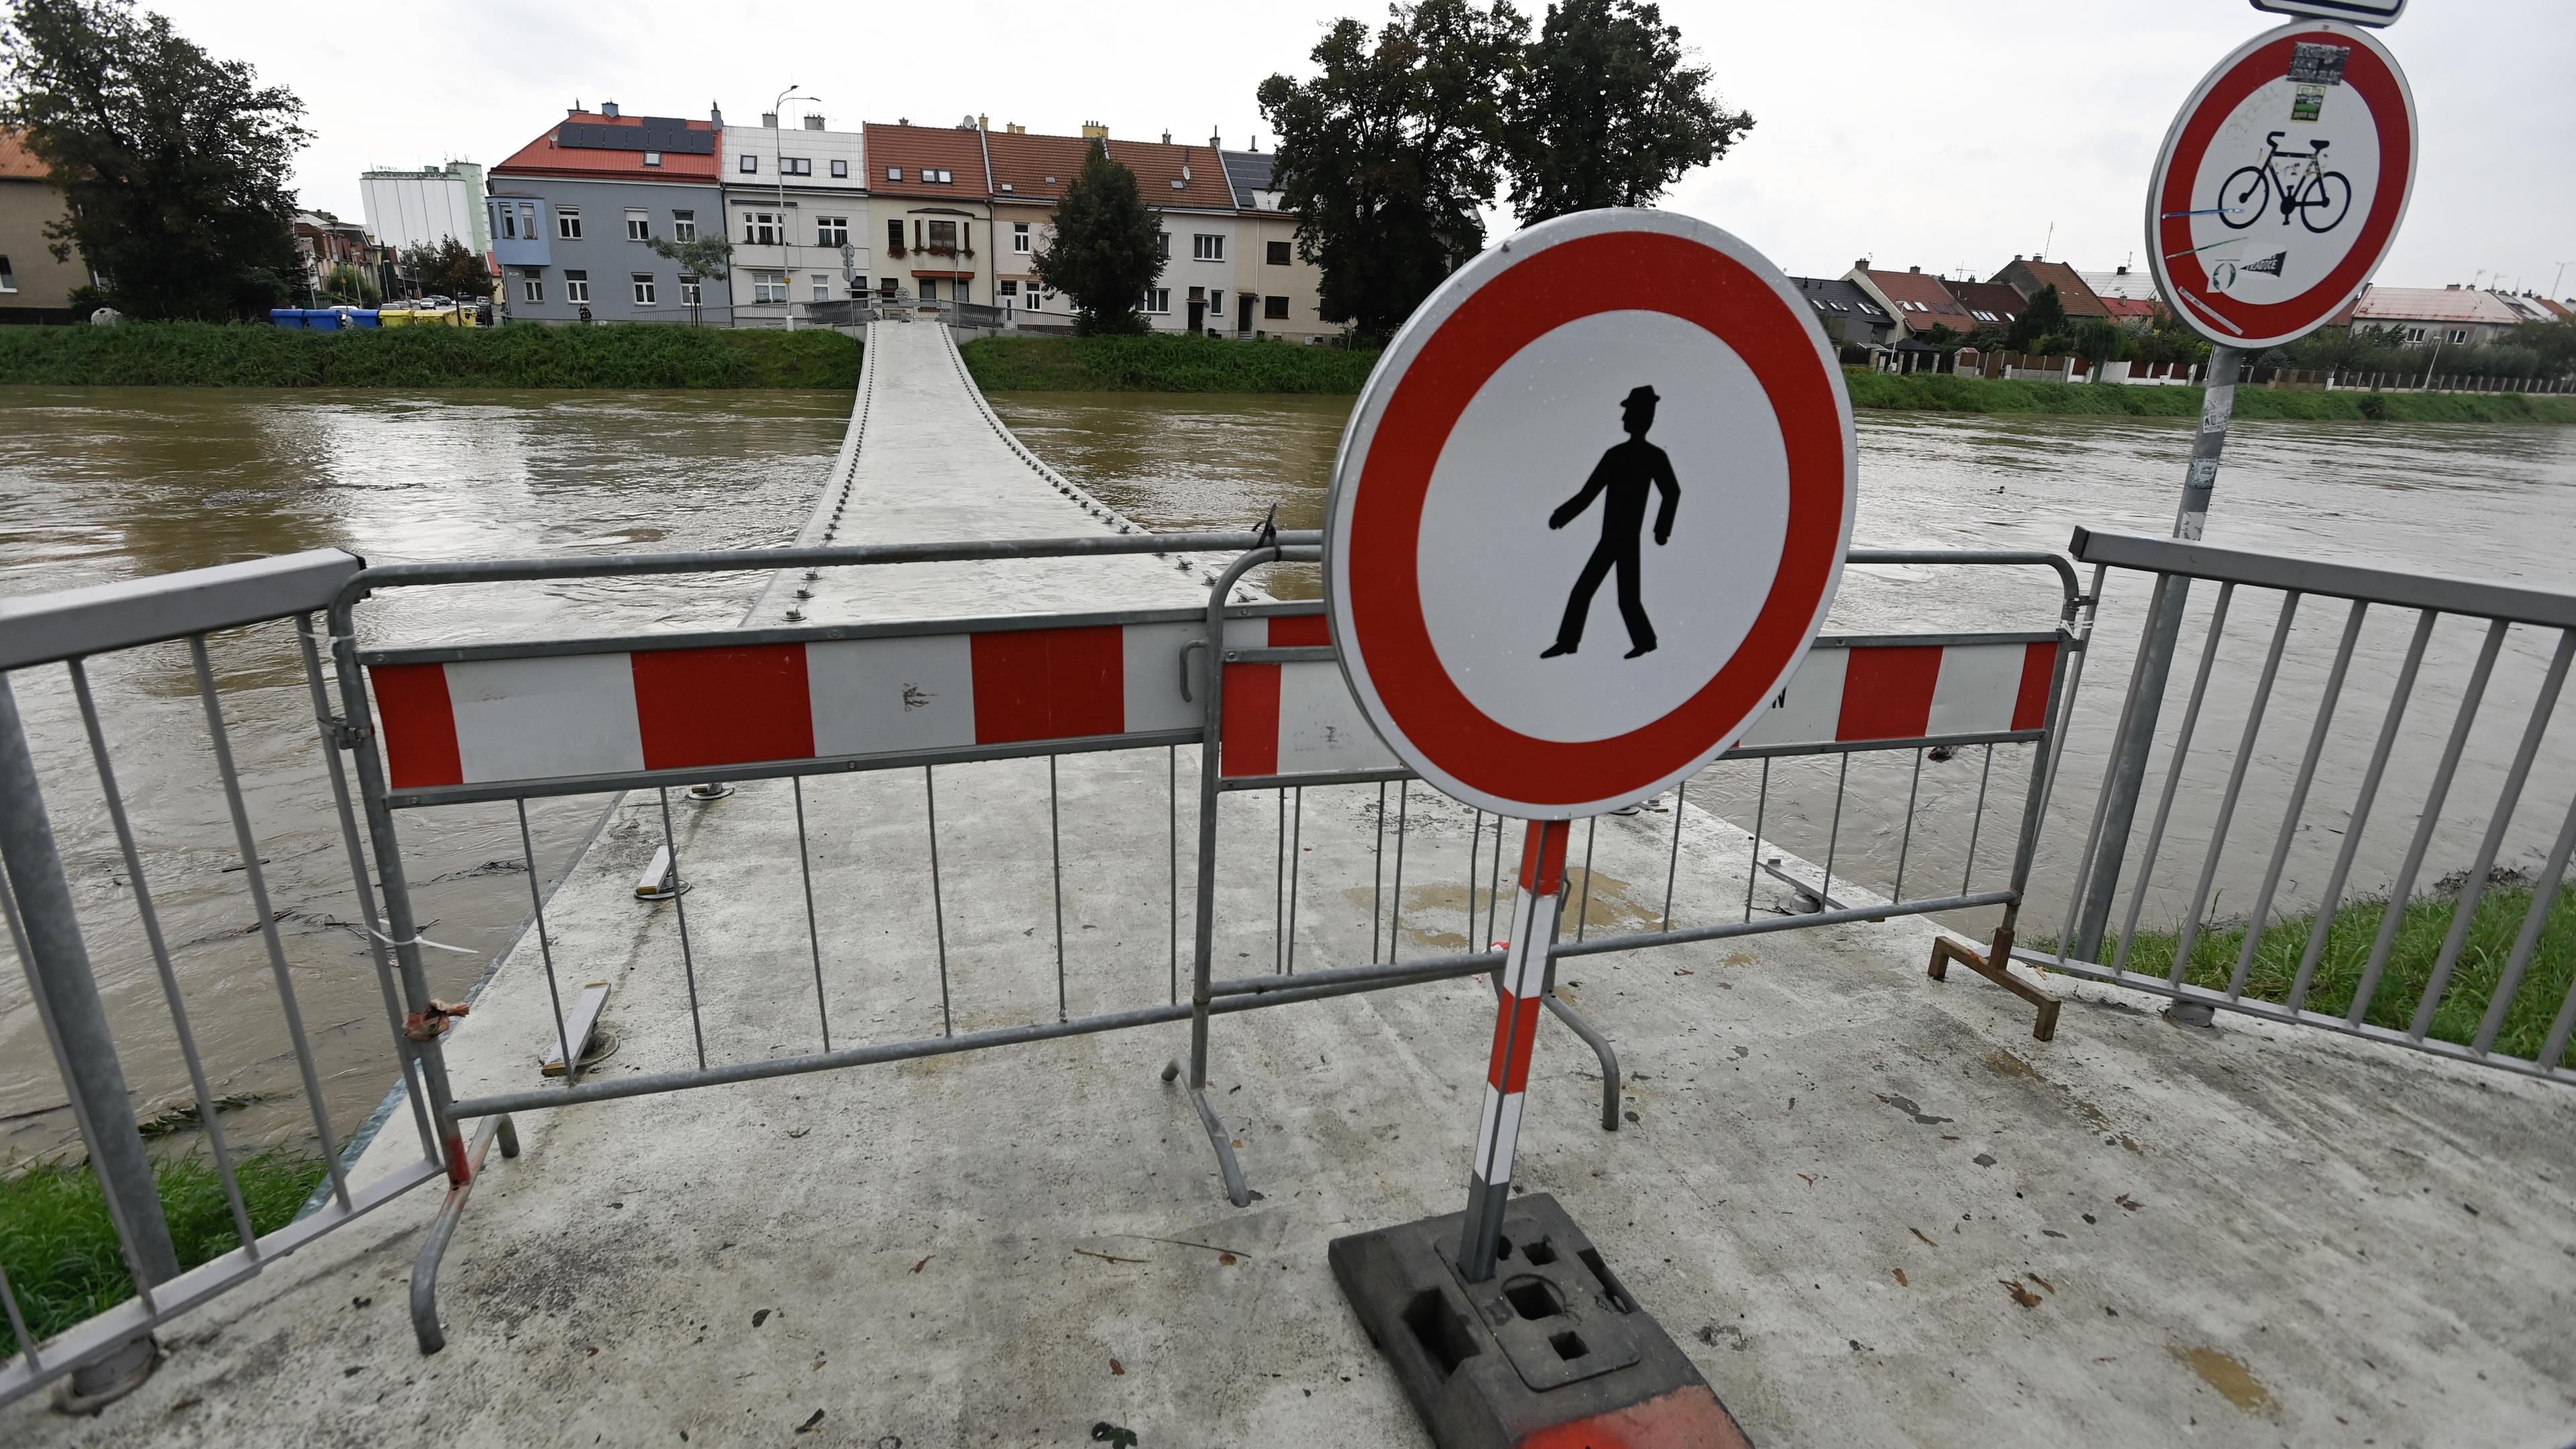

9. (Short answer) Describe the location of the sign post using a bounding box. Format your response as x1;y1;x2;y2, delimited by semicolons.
1322;207;1854;1448
2075;9;2417;957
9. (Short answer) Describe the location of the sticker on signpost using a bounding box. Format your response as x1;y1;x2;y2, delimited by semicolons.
1323;209;1857;820
2147;19;2416;350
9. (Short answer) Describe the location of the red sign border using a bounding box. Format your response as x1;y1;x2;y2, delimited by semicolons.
2147;20;2416;350
1323;211;1856;819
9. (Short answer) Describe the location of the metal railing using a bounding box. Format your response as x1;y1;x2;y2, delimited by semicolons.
0;551;450;1407
2035;529;2576;1081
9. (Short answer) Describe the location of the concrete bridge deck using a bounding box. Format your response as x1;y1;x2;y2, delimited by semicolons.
9;321;2573;1448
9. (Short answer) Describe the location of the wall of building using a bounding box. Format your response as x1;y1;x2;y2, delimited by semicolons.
1229;213;1331;342
722;121;871;327
0;178;86;321
1152;211;1238;335
485;174;731;325
361;166;488;255
991;204;1057;325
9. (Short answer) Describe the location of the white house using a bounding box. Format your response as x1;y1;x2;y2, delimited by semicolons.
720;111;870;327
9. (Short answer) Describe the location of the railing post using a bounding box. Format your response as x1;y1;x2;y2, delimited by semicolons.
0;671;176;1393
2074;343;2241;955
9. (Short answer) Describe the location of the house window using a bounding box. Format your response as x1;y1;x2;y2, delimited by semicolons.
496;206;517;240
673;210;697;241
740;154;759;173
564;270;590;303
783;157;812;176
1157;231;1170;259
999;280;1018;299
879;276;898;297
517;203;537;239
830;158;848;178
643;151;662;167
631;273;657;306
2405;326;2426;342
1266;239;1291;266
926;168;953;183
886;219;905;255
520;272;543;303
1265;295;1289;320
1193;233;1224;262
743;213;779;246
625;209;650;241
925;219;958;254
557;209;582;239
816;216;849;247
812;274;832;301
2449;329;2469;344
1142;287;1171;314
753;270;788;303
886;166;902;181
1012;222;1030;254
0;254;14;292
919;278;939;301
679;275;702;306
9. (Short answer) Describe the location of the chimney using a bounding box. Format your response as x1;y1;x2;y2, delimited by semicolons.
1908;264;1920;274
804;113;824;129
1161;130;1173;144
1211;130;1222;150
601;101;619;118
1081;121;1108;138
2114;264;2129;275
1007;122;1026;134
761;111;778;128
570;99;582;115
978;113;989;130
1854;258;1868;272
710;103;724;128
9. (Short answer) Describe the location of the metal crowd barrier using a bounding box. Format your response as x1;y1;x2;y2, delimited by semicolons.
2033;529;2576;1083
5;530;2080;1393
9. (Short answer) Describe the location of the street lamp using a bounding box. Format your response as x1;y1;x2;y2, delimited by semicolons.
774;85;822;332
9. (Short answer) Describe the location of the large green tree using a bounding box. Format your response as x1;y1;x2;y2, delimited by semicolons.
1499;0;1750;222
2006;284;2069;352
1030;140;1163;335
402;236;492;300
1;0;308;319
1258;0;1527;339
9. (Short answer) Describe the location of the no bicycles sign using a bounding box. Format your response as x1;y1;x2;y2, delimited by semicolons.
2147;19;2416;350
1322;209;1857;820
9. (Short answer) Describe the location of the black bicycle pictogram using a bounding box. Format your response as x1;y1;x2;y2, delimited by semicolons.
2218;131;2352;233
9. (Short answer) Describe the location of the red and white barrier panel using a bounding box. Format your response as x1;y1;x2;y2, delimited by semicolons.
368;615;1297;795
1736;637;2056;750
1216;635;2059;782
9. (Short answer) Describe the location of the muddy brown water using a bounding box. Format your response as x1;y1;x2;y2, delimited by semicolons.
4;386;2572;1165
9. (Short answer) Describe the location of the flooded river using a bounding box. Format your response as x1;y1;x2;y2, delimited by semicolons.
5;384;2571;1161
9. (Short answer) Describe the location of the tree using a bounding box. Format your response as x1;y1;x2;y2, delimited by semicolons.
1499;0;1750;223
645;232;733;322
1031;139;1164;335
1;0;308;319
2006;284;2069;352
1258;0;1527;339
402;236;492;300
2069;317;2125;378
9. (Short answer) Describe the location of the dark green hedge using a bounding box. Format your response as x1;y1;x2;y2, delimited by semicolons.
1844;366;2576;423
0;320;860;388
961;333;1379;393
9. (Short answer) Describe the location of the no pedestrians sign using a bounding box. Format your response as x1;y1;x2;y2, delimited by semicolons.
2147;20;2416;350
1323;209;1856;819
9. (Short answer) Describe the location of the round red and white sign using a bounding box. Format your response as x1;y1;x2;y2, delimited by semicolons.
1323;209;1856;820
2147;20;2416;350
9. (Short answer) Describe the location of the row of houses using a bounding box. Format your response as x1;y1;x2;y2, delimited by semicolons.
456;104;1331;339
1791;250;2571;356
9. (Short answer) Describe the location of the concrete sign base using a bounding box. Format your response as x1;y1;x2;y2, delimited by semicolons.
1329;1194;1753;1448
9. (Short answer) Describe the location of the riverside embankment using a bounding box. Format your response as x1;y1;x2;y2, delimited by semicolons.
5;317;2571;1448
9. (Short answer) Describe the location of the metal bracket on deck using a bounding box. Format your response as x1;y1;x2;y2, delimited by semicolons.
1927;934;2060;1041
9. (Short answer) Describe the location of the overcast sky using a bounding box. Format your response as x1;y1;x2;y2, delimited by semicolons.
151;0;2575;297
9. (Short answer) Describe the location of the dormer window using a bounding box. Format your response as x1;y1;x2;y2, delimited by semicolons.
886;166;902;180
643;151;661;166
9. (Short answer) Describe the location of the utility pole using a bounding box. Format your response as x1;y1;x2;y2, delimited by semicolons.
773;85;822;333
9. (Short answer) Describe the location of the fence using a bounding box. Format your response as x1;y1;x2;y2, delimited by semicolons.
2030;529;2576;1081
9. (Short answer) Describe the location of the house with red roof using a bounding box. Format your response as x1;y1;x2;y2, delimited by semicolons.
488;103;731;325
1943;280;2027;333
1990;256;2110;320
1;128;90;323
1844;262;1979;340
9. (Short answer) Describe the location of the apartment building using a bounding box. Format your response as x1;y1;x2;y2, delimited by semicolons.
488;104;731;325
863;121;997;307
723;111;869;327
1220;143;1331;342
0;129;89;323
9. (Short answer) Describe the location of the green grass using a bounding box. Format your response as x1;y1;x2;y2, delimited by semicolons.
1844;366;2576;424
2069;880;2575;1065
0;1151;328;1354
961;333;1381;393
0;320;860;388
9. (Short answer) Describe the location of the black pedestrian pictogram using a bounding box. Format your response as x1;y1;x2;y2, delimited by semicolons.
1542;386;1680;660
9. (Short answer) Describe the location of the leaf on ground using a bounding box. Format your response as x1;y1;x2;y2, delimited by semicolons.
2029;1273;2055;1294
1110;1357;1126;1375
1909;1227;1937;1248
912;1254;932;1273
2000;1279;2041;1309
1218;1252;1238;1266
1891;1269;1908;1287
752;1309;771;1327
795;1409;824;1433
2116;1194;2143;1212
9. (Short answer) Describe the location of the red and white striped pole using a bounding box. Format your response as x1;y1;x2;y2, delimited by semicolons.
1458;817;1572;1282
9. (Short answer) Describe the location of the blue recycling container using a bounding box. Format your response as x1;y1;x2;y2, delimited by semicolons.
270;309;305;329
350;310;382;329
303;309;342;332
